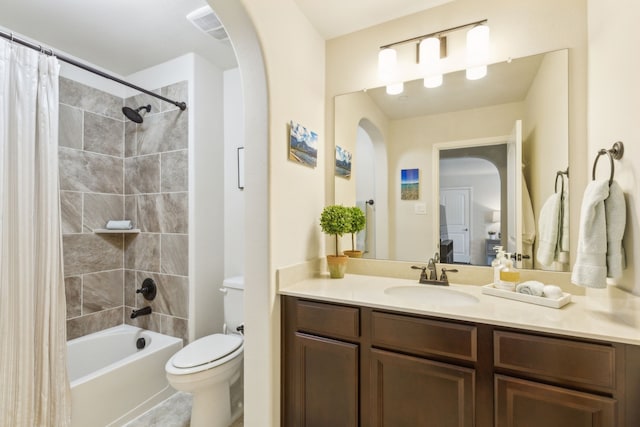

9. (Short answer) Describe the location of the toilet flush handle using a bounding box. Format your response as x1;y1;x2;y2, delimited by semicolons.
219;288;227;294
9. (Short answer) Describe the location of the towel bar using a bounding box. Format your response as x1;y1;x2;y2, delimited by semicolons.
592;141;624;186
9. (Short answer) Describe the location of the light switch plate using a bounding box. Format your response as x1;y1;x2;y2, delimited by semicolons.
414;203;427;214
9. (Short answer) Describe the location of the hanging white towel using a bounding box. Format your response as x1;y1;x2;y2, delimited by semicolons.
605;181;626;279
536;192;561;266
556;189;570;264
571;180;610;288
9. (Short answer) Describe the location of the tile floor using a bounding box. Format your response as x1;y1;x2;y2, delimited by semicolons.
124;392;243;427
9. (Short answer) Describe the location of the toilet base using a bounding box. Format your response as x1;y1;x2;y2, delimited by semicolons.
190;385;231;427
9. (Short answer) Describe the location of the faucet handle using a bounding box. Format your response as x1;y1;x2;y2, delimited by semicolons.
440;268;458;284
411;265;428;283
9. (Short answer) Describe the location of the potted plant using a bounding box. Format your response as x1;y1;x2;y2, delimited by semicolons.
319;205;350;278
344;206;366;258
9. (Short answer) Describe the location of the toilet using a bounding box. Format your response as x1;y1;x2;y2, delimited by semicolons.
165;276;244;427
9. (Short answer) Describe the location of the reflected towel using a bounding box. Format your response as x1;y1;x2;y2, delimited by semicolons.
106;220;133;230
536;193;561;266
557;189;570;263
605;181;626;279
571;180;609;288
516;280;545;297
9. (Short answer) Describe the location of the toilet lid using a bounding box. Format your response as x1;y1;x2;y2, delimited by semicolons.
172;334;243;369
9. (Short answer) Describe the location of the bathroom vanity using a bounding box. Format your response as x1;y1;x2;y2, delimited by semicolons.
280;275;640;427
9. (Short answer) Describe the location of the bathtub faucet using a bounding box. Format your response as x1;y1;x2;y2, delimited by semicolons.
131;306;152;319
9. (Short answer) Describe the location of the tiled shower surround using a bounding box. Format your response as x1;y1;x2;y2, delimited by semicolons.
60;77;189;342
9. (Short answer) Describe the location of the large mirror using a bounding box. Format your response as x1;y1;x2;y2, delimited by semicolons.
334;49;569;271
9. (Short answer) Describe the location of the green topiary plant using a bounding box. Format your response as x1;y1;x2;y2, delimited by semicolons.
319;205;351;256
346;206;366;252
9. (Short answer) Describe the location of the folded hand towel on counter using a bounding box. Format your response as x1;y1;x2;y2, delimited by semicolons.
542;285;563;299
516;280;545;297
571;180;609;288
605;181;626;279
106;220;133;230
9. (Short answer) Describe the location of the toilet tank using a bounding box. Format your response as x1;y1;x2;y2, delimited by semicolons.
222;276;244;334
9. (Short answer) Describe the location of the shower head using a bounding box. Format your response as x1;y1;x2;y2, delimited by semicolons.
122;104;151;123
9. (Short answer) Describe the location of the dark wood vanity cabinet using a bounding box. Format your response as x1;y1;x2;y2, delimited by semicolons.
281;296;640;427
282;298;360;427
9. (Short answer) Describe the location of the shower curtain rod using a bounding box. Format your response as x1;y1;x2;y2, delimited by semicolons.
0;30;187;111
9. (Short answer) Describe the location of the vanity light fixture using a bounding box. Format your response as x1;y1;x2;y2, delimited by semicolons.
378;19;489;93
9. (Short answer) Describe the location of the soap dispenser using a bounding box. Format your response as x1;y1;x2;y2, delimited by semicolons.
498;253;520;291
491;246;504;285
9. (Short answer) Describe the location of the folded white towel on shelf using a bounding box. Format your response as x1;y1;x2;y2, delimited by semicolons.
106;220;133;230
536;192;561;266
542;285;563;299
571;180;609;288
605;181;626;279
516;281;545;297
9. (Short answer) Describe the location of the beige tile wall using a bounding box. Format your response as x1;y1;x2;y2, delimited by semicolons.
60;77;189;342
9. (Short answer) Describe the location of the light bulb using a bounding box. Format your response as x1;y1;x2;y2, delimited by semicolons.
378;48;397;83
419;37;442;88
386;82;404;95
466;24;490;80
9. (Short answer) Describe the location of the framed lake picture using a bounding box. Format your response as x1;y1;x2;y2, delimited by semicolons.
289;121;318;168
401;168;419;200
335;145;352;178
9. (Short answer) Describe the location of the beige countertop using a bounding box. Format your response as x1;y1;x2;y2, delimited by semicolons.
278;272;640;346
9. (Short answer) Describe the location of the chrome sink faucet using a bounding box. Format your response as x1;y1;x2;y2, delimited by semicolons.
411;252;458;286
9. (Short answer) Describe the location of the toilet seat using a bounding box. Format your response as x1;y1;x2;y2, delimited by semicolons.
166;333;244;376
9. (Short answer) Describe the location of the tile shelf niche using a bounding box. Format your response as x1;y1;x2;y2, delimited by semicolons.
93;228;141;234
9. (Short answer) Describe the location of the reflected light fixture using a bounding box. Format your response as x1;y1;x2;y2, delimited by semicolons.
377;19;489;94
378;47;404;95
466;24;490;80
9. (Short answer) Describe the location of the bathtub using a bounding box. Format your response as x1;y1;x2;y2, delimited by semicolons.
67;324;183;427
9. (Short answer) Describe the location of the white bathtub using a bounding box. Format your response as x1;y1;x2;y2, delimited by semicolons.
68;324;183;427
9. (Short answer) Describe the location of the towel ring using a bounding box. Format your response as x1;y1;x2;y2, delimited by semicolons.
592;141;624;186
554;172;564;194
554;167;569;194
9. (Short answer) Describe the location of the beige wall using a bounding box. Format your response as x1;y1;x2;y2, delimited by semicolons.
214;0;326;425
588;0;640;295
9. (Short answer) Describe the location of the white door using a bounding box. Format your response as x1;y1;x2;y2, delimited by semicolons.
506;120;523;267
440;187;471;263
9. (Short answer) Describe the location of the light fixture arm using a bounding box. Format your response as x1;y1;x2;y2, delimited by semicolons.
379;19;487;50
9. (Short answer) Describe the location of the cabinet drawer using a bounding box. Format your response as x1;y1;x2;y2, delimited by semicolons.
494;330;616;391
371;311;477;362
495;375;616;427
295;299;360;340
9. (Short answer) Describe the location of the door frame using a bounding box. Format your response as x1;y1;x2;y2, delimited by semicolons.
432;135;510;258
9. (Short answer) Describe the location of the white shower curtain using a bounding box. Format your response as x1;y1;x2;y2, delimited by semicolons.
0;39;71;426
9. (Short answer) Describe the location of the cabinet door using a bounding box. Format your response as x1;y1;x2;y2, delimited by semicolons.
495;375;617;427
369;348;475;427
290;332;359;427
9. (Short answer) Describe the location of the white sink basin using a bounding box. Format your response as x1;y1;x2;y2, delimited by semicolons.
384;285;479;307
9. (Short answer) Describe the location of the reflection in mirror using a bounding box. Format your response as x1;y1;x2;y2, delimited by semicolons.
334;49;569;271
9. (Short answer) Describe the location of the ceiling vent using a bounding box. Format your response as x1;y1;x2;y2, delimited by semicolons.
187;5;229;41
